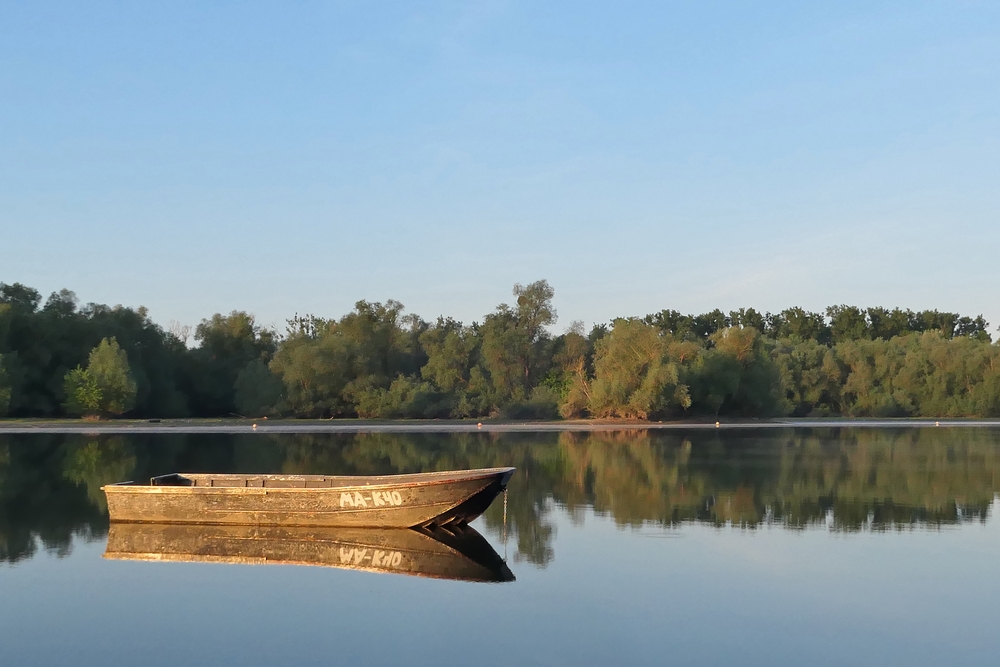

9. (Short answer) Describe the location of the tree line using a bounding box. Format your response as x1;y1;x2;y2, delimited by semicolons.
1;279;997;419
2;428;995;564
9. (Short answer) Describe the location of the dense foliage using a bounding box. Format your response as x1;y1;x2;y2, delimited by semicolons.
1;280;997;419
63;338;137;417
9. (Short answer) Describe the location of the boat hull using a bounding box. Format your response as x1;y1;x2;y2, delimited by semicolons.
102;468;514;528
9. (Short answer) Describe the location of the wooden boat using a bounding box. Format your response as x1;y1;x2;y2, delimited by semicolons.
103;522;514;582
101;467;515;528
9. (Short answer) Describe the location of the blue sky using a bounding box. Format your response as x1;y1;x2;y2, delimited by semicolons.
2;1;998;334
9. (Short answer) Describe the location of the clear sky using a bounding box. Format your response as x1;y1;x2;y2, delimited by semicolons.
2;1;998;334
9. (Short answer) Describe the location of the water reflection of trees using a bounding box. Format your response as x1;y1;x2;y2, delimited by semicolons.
554;429;999;531
0;435;110;564
1;428;998;565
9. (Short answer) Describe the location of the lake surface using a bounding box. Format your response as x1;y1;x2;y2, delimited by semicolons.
2;427;1000;666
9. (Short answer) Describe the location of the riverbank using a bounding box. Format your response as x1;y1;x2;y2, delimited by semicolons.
2;417;1000;434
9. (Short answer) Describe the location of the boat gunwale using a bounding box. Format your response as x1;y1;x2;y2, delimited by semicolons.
101;467;515;493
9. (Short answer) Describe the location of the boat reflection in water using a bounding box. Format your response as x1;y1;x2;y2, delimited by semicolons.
103;522;514;583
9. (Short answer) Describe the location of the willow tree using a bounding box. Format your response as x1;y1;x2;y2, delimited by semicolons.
771;337;842;416
587;319;690;419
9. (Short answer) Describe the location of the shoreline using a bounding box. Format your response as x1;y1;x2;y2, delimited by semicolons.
2;418;1000;434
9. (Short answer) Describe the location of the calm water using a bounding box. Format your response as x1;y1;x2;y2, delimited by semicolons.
2;427;1000;666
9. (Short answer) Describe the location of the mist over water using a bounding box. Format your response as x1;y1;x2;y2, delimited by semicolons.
2;427;999;665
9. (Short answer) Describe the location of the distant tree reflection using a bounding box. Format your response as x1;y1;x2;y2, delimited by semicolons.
1;428;998;565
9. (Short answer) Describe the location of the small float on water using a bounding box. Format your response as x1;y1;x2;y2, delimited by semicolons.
101;468;515;529
103;522;514;582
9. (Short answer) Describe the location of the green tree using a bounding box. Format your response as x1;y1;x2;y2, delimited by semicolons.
338;300;427;385
473;280;557;412
686;327;782;416
544;322;596;419
477;306;530;407
419;317;481;416
270;301;428;418
692;309;730;340
836;337;912;416
914;310;960;337
502;385;561;420
871;332;1000;417
827;305;869;343
188;311;277;416
269;321;354;417
420;318;476;393
88;337;138;414
588;319;689;419
686;346;742;415
0;283;190;418
866;307;913;340
63;338;137;417
514;280;557;345
644;309;695;340
769;307;830;343
6;277;1000;422
542;323;591;397
0;354;10;416
0;284;55;415
729;308;766;332
716;327;783;416
82;303;190;417
559;358;592;418
354;375;452;419
234;359;284;417
955;315;992;342
771;337;842;415
63;367;102;416
969;366;1000;417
